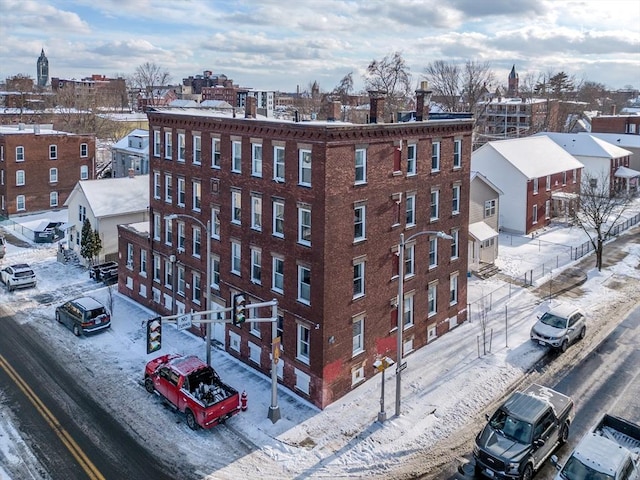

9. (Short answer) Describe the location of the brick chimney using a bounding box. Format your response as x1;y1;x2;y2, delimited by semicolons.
368;91;386;124
415;81;433;121
610;104;616;115
327;100;342;121
245;95;257;118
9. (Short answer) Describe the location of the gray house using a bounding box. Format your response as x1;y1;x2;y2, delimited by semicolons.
468;171;503;272
111;129;149;178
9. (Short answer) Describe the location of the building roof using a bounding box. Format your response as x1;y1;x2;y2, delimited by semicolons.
584;132;640;149
112;129;149;152
66;175;149;218
469;222;499;242
169;99;198;108
199;100;233;109
475;136;584;179
0;124;63;135
470;171;504;195
539;132;632;159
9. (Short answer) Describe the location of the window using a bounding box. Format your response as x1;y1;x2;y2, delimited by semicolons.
298;265;311;304
127;243;134;267
430;189;440;221
452;184;461;215
251;248;261;284
251;195;262;231
177;222;186;251
177;133;186;162
546;174;551;191
16;146;24;162
299;149;312;186
231;241;241;275
406;194;416;227
177;177;186;207
403;294;414;328
153;131;161;157
431;141;440;171
572;168;577;183
428;282;437;316
450;274;458;305
192;226;201;257
177;266;185;295
297;324;310;362
80;165;89;180
453;139;462;168
80;143;88;158
140;250;147;276
164;259;173;288
545;200;551;219
429;237;438;268
273;146;285;182
273;199;284;237
16;170;25;186
211;207;220;240
192;180;201;211
211;137;221;168
277;312;284;348
404;243;415;277
231;190;242;224
352;316;364;356
355;148;366;184
532;204;538;224
16;195;25;211
153;172;161;199
49;144;57;160
165;174;172;203
533;178;539;194
192;272;201;304
164;218;173;245
450;229;459;259
298;206;311;246
252;143;262;177
354;205;366;242
164;131;172;159
78;205;86;222
272;256;284;293
484;199;496;217
153;255;161;282
353;259;365;298
232;141;242;172
562;171;567;186
192;134;201;164
211;255;220;289
407;143;417;176
50;191;58;207
153;214;161;241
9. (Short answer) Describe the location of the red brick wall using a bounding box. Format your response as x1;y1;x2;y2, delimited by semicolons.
592;115;640;135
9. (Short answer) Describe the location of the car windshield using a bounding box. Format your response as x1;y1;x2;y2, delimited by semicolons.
489;410;532;444
539;312;568;329
560;456;614;480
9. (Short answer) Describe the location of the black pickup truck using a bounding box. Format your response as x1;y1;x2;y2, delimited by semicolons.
474;383;574;480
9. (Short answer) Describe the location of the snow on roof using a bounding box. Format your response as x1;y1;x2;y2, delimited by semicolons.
112;129;149;150
471;171;504;195
585;132;640;149
75;175;149;218
169;99;198;108
540;132;632;159
469;221;499;242
125;221;150;234
0;124;65;135
479;136;584;179
199;100;233;108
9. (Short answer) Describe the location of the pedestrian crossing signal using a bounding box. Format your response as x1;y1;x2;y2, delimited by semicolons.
147;317;162;354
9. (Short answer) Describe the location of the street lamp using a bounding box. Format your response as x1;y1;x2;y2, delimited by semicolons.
166;213;212;366
395;230;453;417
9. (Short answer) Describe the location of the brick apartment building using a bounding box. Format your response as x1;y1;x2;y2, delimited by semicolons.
0;124;95;216
118;95;473;408
591;113;640;135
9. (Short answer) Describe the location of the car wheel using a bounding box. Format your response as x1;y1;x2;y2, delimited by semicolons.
560;421;569;444
521;464;533;480
579;327;586;340
185;409;198;430
73;324;81;336
560;339;568;352
144;377;155;394
7;282;13;292
56;312;62;323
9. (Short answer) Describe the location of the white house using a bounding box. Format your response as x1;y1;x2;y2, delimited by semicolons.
64;175;149;264
472;136;584;235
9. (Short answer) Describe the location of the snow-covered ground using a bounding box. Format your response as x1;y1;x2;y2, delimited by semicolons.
1;200;639;480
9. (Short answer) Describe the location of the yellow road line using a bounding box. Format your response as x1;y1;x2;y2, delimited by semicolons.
0;354;105;480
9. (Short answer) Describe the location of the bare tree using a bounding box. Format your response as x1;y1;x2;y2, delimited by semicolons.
423;60;461;112
130;62;172;107
363;51;412;120
462;60;494;111
572;171;631;271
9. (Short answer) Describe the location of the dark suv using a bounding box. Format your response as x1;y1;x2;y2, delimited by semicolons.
55;297;111;336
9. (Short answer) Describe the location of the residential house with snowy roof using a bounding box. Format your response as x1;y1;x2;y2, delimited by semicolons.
111;129;149;178
583;132;640;172
468;171;503;272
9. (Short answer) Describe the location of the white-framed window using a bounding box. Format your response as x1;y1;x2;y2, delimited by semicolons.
546;174;551;191
533;177;539;194
177;221;186;251
299;149;312;186
354;204;366;242
153;255;161;282
192;134;201;164
127;243;134;267
562;171;567;186
429;237;438;268
294;367;310;394
297;324;310;363
211;255;220;289
273;199;284;237
16;195;25;211
16;170;25;186
177;177;186;207
431;141;440;171
484;199;496;217
298;265;311;305
164;131;172;159
251;248;261;284
192;180;201;212
428;282;437;316
80;143;88;158
212;207;220;240
231;240;241;275
164;218;173;245
140;249;147;276
153;171;161;199
403;293;414;328
232;141;242;173
572;168;577;183
355;148;367;184
298;206;311;246
273;145;285;182
49;144;57;160
231;190;242;224
272;256;284;293
430;189;440;221
164;259;173;289
192;226;201;258
450;229;459;259
78;205;86;222
352;315;364;356
532;204;538;224
251;143;263;177
404;243;415;277
192;272;201;304
177;133;186;162
153;130;161;157
406;193;416;227
453;139;462;168
407;143;417;176
353;259;365;298
545;199;551;219
450;273;458;305
49;191;58;207
165;174;172;203
153;213;161;241
452;184;461;215
80;165;89;180
251;195;262;231
211;137;221;168
177;266;185;296
15;146;24;162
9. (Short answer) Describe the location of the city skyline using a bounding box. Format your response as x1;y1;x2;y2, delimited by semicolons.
1;0;639;93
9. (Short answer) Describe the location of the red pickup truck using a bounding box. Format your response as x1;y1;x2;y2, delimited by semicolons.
144;354;241;430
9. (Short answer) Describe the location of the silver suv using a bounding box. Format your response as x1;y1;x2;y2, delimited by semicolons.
1;263;37;291
530;304;586;352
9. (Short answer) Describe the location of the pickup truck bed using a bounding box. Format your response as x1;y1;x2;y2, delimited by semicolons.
597;415;640;454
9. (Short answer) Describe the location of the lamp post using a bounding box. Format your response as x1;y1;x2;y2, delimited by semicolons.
395;230;453;417
166;213;212;366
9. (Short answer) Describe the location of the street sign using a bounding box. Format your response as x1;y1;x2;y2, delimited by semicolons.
176;313;192;330
397;361;407;372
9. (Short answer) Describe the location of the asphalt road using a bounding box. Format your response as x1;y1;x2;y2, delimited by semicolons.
0;305;179;480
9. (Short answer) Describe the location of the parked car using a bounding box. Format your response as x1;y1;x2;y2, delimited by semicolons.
530;304;586;352
1;263;37;291
55;297;111;336
0;235;6;258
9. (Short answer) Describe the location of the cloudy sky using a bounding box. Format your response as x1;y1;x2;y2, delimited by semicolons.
1;0;638;93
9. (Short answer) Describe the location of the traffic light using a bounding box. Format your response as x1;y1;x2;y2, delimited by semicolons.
233;293;246;327
147;317;162;354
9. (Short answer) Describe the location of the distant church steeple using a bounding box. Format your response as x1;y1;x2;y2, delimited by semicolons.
37;49;49;87
507;64;518;97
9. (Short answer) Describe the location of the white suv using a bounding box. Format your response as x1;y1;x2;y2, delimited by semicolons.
530;304;586;352
1;263;37;292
